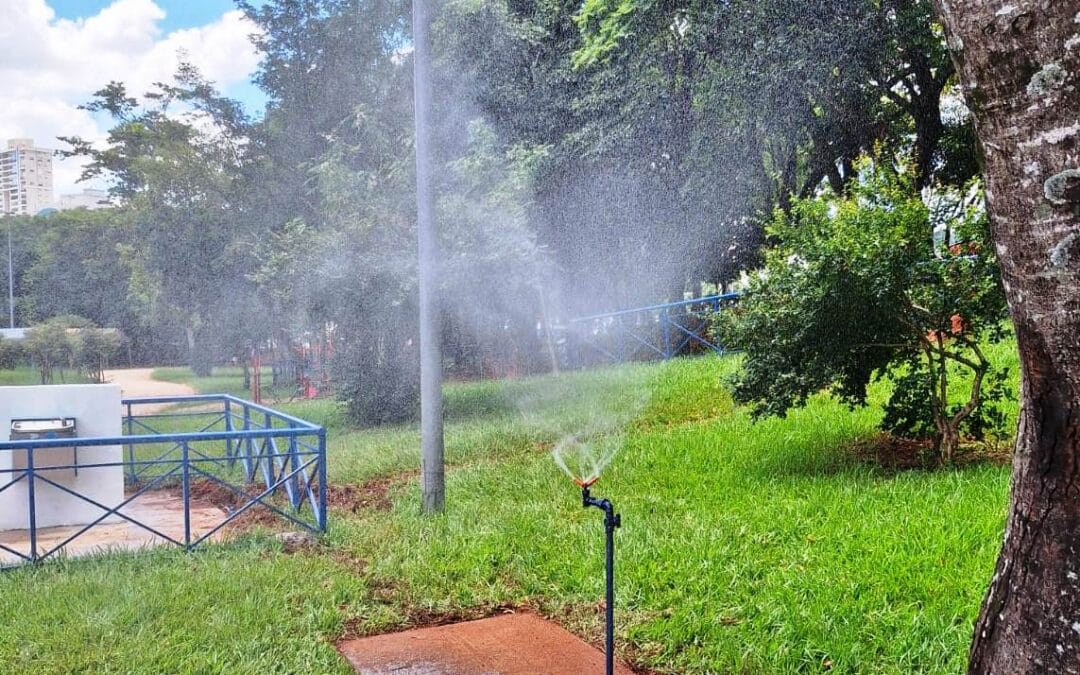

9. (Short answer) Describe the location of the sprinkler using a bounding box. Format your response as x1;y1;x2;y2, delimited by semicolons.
576;477;621;675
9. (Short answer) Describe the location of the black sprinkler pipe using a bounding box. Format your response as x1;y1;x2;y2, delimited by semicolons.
582;485;621;675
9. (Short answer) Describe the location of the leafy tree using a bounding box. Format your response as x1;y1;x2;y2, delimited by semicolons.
75;327;121;384
719;156;1009;462
60;66;258;376
24;320;77;384
20;209;156;362
241;1;554;423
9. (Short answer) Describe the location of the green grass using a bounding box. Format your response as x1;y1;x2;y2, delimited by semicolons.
0;365;91;386
0;348;1021;673
151;366;262;399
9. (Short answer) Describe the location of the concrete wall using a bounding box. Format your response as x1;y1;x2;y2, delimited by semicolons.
0;385;123;531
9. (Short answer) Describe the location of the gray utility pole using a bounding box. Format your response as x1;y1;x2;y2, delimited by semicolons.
413;0;445;513
6;217;13;329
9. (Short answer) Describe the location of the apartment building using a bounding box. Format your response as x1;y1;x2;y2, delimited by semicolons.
0;139;55;216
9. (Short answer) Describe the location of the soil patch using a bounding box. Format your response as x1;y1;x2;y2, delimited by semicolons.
851;433;1011;470
186;479;283;531
326;472;413;513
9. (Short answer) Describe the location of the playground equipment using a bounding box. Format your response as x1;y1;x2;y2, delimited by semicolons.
249;328;334;403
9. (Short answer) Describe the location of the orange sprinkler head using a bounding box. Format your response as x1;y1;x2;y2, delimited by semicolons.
574;476;599;488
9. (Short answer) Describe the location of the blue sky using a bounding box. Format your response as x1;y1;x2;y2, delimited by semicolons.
50;0;245;29
48;0;268;113
2;1;270;193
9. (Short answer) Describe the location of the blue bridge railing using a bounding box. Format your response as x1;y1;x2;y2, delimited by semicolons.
0;395;326;567
567;293;739;367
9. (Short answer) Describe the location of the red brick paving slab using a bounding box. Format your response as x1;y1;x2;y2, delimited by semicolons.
337;612;635;675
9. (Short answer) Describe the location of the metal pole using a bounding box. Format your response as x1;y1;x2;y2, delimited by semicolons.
7;218;14;329
582;486;621;675
181;440;191;549
26;448;36;562
413;0;444;513
605;514;615;675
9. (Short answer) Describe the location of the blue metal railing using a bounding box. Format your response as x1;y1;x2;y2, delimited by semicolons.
567;293;739;366
0;395;326;567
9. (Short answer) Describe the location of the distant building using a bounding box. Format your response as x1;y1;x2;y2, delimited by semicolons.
59;188;110;211
0;139;55;216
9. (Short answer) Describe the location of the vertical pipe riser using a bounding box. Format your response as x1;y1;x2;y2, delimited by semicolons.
582;486;620;675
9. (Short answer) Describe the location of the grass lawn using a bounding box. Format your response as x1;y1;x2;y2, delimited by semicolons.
0;346;1019;674
0;365;91;386
152;365;264;399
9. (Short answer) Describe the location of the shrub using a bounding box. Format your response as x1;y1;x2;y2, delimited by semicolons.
718;156;1010;462
0;335;24;371
24;321;77;384
76;328;121;383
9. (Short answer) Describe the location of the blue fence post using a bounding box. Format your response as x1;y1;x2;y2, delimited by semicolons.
242;403;253;481
26;448;36;562
224;399;234;469
125;402;136;485
661;309;673;359
181;440;191;550
616;316;625;362
574;325;584;370
262;412;274;489
288;421;300;508
318;430;328;532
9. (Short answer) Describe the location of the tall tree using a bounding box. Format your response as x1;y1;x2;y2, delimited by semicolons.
931;1;1080;671
61;67;257;375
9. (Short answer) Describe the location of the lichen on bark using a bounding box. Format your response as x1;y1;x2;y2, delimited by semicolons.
1026;62;1067;97
1044;168;1080;205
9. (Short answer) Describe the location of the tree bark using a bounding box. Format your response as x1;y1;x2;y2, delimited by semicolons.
933;2;1080;672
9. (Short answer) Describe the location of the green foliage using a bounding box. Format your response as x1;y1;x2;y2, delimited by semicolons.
719;156;1010;460
24;320;77;384
75;328;121;384
0;335;23;371
60;65;259;376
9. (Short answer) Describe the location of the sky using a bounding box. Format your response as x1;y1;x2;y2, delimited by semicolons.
0;0;268;196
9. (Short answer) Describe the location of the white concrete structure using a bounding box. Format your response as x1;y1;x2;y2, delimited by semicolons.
58;188;109;211
0;139;55;216
0;384;123;531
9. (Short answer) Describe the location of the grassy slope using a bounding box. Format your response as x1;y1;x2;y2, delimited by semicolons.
0;345;1019;674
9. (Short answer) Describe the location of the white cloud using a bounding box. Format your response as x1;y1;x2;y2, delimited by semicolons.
0;0;263;196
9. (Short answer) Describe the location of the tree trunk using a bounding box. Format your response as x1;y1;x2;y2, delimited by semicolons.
185;325;212;377
933;2;1080;672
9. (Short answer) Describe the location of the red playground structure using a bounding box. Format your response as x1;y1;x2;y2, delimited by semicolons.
249;328;334;403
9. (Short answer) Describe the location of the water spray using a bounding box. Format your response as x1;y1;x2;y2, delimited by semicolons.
576;476;621;675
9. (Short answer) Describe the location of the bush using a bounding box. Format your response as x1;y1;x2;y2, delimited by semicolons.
718;156;1011;462
24;321;77;384
76;328;121;383
0;335;24;371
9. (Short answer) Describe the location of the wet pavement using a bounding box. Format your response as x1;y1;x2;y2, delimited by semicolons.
338;612;635;675
0;490;228;565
